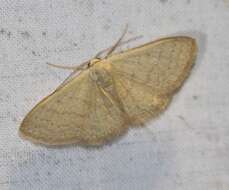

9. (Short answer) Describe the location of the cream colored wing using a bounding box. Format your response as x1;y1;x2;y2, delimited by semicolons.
108;37;197;125
20;69;127;146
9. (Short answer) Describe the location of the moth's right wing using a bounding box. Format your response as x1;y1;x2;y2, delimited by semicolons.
108;37;197;125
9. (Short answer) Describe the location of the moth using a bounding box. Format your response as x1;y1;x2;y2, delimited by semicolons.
19;29;197;146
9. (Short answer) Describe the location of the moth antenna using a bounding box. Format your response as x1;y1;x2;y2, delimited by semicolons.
47;62;79;70
47;61;89;71
94;35;143;59
47;61;90;90
94;26;128;59
105;24;128;57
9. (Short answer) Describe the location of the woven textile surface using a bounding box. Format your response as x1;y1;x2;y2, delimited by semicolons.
0;1;229;189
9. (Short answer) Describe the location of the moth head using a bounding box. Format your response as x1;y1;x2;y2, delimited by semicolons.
88;58;101;67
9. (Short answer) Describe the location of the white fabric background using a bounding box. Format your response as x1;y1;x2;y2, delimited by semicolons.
0;0;229;189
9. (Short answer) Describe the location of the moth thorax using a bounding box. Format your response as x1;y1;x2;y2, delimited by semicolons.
89;68;113;88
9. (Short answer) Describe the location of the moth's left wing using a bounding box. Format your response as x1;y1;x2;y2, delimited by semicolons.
20;69;127;146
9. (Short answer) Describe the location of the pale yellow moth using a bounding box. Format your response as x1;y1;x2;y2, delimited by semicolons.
19;29;197;146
